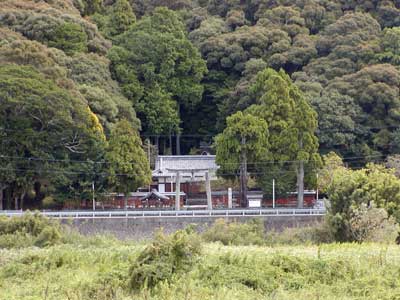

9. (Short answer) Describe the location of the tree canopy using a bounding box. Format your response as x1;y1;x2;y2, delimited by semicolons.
3;0;400;210
105;119;152;209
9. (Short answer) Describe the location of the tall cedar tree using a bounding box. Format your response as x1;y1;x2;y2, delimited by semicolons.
106;119;151;210
215;111;269;207
247;68;320;207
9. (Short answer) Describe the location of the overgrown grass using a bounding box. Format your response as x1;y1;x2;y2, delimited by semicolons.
1;241;400;300
1;216;400;299
202;218;335;246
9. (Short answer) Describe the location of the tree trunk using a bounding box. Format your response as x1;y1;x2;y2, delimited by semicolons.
297;160;304;208
176;134;181;155
176;104;181;155
163;137;167;155
0;188;3;211
155;136;160;155
124;194;128;211
297;137;305;208
14;196;18;210
20;192;26;211
169;132;173;155
239;136;248;208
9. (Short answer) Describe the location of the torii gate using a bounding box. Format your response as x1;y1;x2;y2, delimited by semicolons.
166;168;215;211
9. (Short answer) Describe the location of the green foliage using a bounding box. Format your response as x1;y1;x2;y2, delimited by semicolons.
105;119;151;197
0;213;61;248
4;0;400;206
110;0;136;36
202;219;265;245
203;218;334;246
264;224;335;246
248;68;319;163
326;162;400;241
310;91;361;154
109;7;207;135
215;111;269;173
0;64;106;208
82;0;102;16
2;225;400;299
348;205;399;243
246;68;321;202
0;1;110;54
91;0;136;38
376;27;400;65
47;22;88;55
318;152;346;193
327;64;400;154
66;52;140;131
129;229;202;289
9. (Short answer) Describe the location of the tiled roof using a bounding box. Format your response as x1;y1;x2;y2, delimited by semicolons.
153;155;218;177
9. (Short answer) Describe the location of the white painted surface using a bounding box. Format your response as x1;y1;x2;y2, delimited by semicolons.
249;199;261;208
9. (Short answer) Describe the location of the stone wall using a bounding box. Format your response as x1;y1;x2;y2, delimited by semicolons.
63;215;323;240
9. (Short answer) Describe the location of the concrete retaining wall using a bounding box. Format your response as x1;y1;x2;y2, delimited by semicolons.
63;215;324;240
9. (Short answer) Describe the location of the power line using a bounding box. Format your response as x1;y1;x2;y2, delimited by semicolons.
2;124;400;136
0;160;390;176
0;153;388;166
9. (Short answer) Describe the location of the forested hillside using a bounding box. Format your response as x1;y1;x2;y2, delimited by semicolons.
1;0;400;208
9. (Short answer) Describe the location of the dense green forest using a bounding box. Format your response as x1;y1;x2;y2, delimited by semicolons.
1;0;400;208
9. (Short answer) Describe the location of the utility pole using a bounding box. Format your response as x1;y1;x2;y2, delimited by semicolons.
92;181;95;211
316;172;319;203
272;179;275;209
240;136;248;208
228;187;232;209
147;140;151;192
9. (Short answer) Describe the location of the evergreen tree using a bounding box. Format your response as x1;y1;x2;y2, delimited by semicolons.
215;111;269;207
247;68;320;207
105;119;151;210
109;0;136;36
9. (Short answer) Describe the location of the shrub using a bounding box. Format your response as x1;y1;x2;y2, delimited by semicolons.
129;228;202;290
202;219;265;246
264;222;335;245
0;213;61;248
34;226;62;247
47;22;88;55
349;205;399;243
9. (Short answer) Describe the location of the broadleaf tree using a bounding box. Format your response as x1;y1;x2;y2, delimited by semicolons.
0;64;105;209
108;7;207;152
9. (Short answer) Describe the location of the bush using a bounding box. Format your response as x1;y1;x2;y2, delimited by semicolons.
47;22;88;55
0;213;62;248
202;218;335;246
264;220;335;246
348;205;399;243
129;228;202;290
202;219;265;246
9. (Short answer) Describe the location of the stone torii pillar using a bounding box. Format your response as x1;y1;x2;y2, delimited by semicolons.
168;168;214;211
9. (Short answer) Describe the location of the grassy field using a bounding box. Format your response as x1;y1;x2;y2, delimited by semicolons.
1;237;400;300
